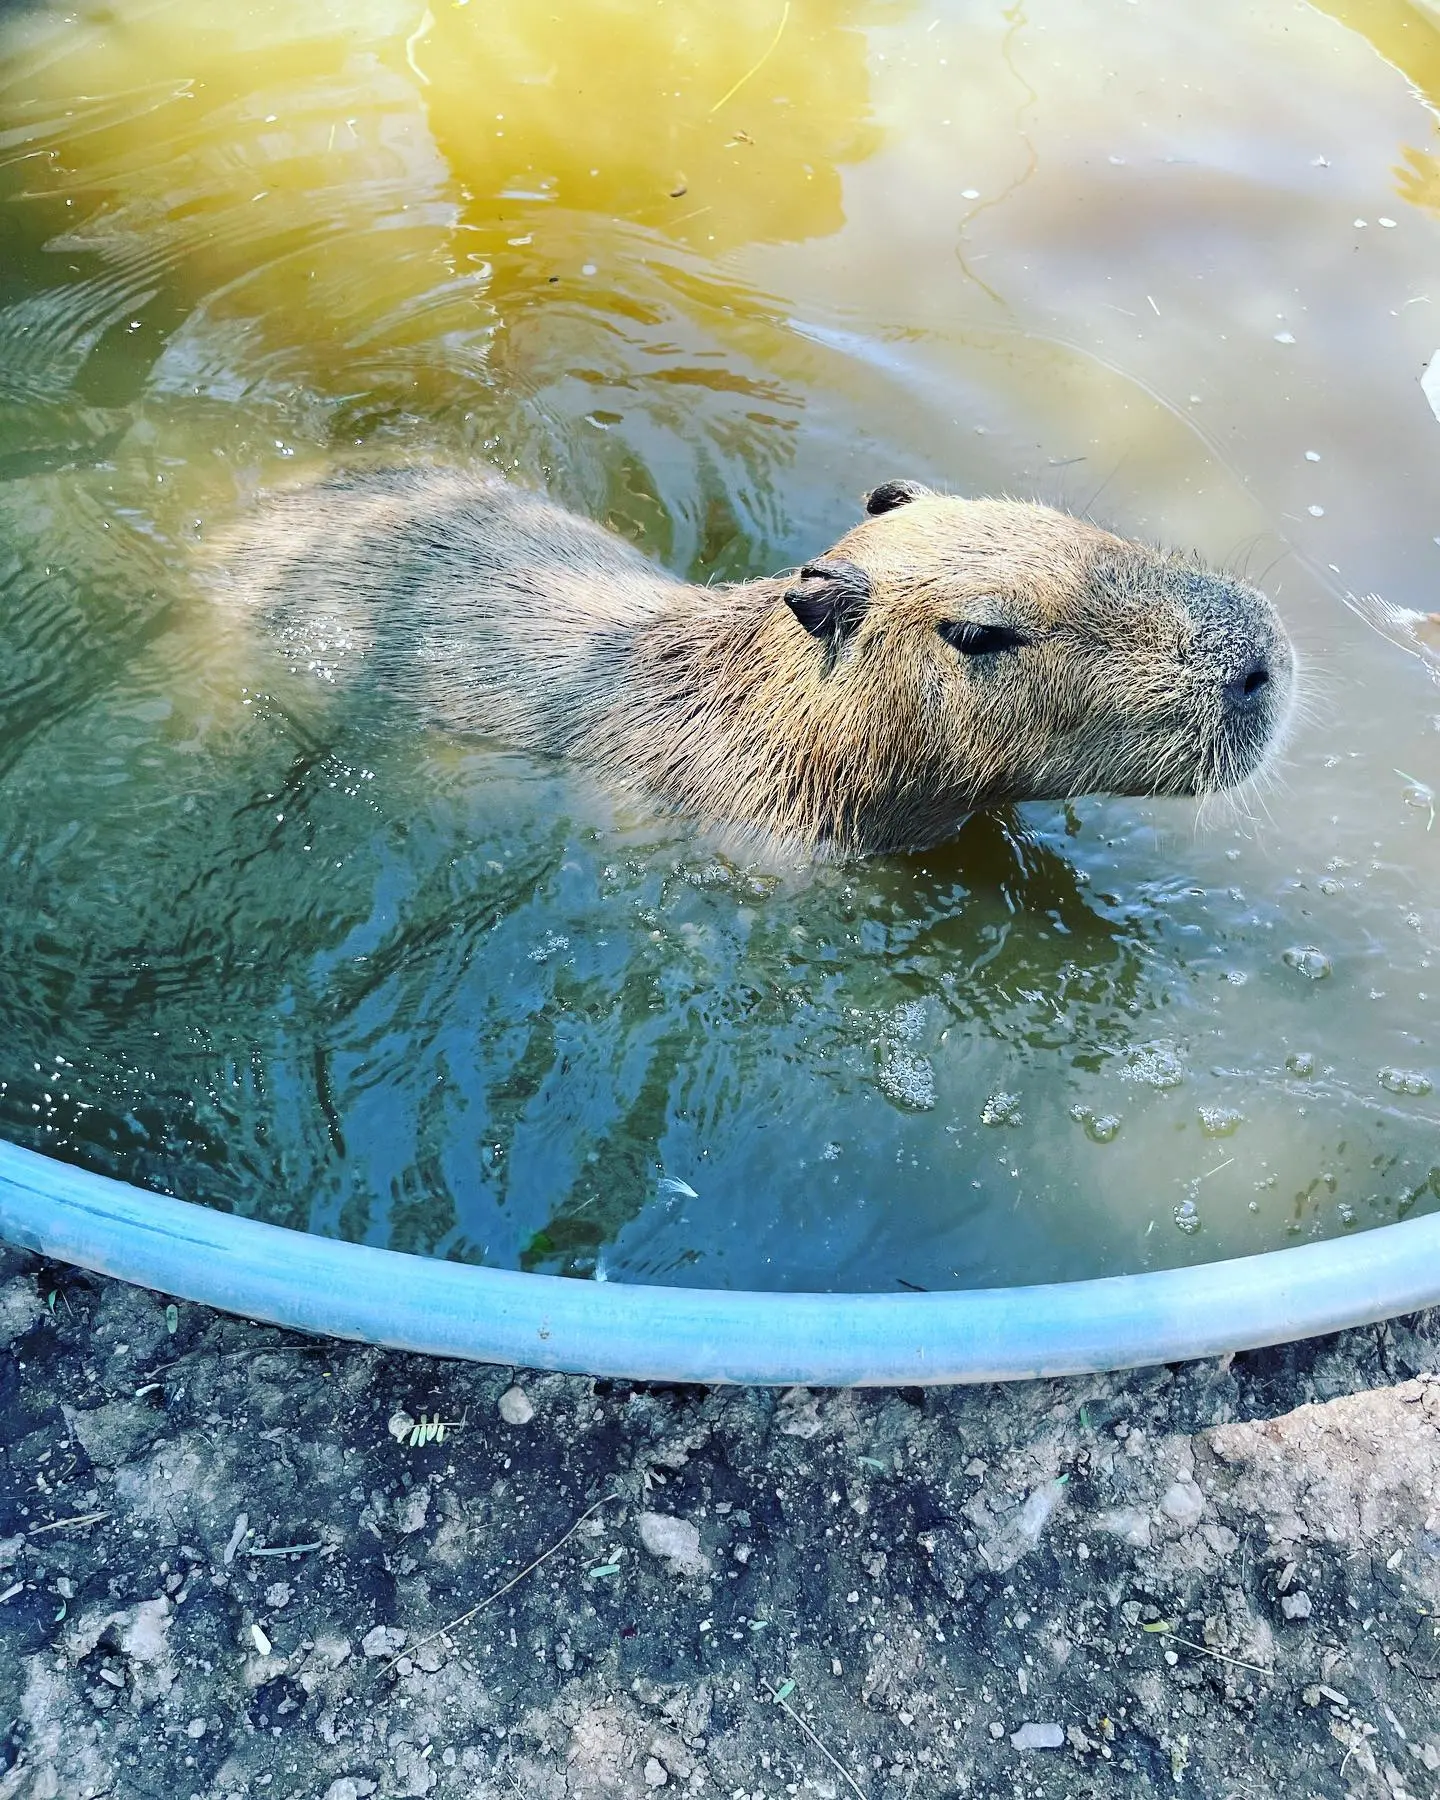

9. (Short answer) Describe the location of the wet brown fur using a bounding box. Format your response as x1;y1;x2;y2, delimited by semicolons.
209;465;1293;857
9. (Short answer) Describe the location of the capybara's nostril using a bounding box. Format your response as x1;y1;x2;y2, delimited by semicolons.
1225;656;1270;712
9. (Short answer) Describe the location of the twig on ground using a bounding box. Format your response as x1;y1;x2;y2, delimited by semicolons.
27;1511;108;1536
1141;1621;1271;1677
761;1679;868;1800
378;1491;620;1677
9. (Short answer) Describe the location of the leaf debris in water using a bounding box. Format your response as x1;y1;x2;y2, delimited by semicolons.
657;1175;698;1199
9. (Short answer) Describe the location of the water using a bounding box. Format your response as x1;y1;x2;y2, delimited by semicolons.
0;0;1438;1291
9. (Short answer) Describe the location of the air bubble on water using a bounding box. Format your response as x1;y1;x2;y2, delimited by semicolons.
879;1049;936;1111
821;1142;842;1162
875;1002;937;1110
1121;1042;1185;1089
1198;1106;1243;1138
1069;1102;1122;1140
1282;946;1332;980
529;932;570;962
1338;1203;1356;1226
1379;1067;1433;1097
980;1092;1022;1127
1285;1051;1316;1078
888;1000;927;1042
1317;877;1340;895
1173;1199;1201;1235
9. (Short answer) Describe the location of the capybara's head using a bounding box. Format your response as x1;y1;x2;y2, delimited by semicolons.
779;481;1294;815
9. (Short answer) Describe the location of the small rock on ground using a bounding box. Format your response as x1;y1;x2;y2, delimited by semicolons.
498;1384;534;1425
637;1511;710;1577
1010;1721;1065;1751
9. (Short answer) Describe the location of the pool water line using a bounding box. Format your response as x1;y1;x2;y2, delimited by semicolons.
0;1136;1435;1385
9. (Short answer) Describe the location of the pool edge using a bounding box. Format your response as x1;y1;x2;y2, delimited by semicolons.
1;1137;1435;1385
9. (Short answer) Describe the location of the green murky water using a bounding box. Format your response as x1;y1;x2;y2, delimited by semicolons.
0;0;1438;1290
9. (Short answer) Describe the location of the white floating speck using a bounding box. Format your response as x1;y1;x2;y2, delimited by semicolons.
1354;218;1367;228
961;187;980;199
1308;505;1325;517
1305;450;1321;461
1310;154;1330;167
1379;216;1397;228
657;1175;699;1200
1274;331;1296;344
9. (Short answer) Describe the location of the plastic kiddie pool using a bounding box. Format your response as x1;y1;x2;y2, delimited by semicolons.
1;1137;1436;1384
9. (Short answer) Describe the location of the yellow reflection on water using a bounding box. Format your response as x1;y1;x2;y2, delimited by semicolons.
1;0;888;338
1306;0;1440;214
421;0;882;254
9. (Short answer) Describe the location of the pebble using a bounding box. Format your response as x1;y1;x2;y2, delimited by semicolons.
1097;1507;1151;1549
1281;1590;1313;1620
1158;1479;1205;1530
498;1386;534;1426
644;1758;669;1787
1010;1722;1064;1751
361;1624;407;1659
637;1512;711;1578
264;1582;292;1611
323;1782;378;1800
185;1718;207;1739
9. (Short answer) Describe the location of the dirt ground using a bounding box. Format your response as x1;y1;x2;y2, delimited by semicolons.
1;1247;1439;1800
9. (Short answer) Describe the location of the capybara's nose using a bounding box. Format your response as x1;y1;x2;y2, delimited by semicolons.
1223;655;1271;714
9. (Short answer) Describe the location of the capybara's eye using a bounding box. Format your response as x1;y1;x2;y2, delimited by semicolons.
937;620;1026;656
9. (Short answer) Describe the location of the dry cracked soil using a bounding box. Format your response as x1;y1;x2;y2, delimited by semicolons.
1;1245;1439;1800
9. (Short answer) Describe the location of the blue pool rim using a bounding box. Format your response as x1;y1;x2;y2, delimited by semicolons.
1;1135;1435;1385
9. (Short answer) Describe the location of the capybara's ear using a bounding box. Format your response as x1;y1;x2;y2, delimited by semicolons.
864;479;932;516
783;557;872;653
